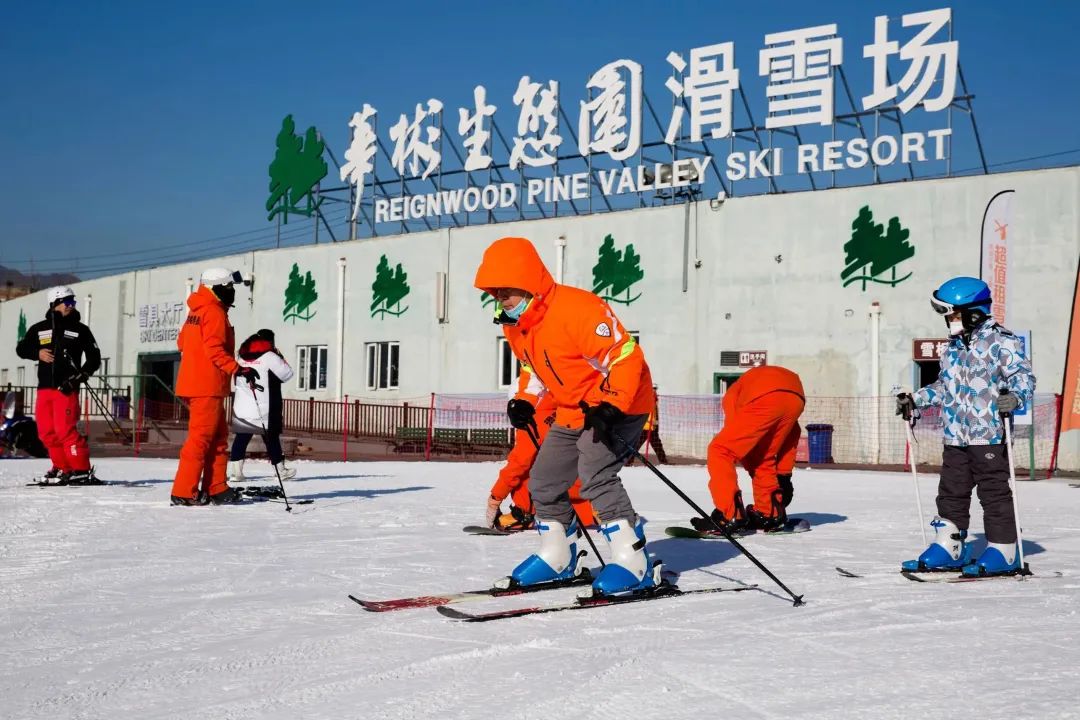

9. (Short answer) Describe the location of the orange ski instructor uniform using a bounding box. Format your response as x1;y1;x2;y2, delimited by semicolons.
170;271;243;503
707;365;805;521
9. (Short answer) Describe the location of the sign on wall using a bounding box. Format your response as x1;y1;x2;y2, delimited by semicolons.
592;234;645;305
841;205;915;290
371;255;410;318
283;263;319;323
267;115;329;224
912;338;949;361
980;190;1014;326
739;351;767;368
138;301;186;343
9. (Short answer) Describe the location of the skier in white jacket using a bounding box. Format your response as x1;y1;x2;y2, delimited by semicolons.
228;329;297;481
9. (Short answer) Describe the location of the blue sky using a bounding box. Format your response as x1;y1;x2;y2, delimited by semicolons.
0;0;1076;278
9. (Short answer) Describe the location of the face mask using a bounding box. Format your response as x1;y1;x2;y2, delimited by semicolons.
213;284;236;307
948;318;964;336
503;297;529;320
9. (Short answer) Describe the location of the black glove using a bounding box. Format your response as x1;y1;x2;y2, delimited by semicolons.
236;366;261;389
895;393;916;422
506;399;536;431
58;371;89;395
580;401;625;445
997;390;1020;415
777;474;794;508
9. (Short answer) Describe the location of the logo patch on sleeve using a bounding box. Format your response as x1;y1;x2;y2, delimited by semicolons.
595;322;611;337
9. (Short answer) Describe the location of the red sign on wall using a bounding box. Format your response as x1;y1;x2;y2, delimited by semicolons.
912;338;949;361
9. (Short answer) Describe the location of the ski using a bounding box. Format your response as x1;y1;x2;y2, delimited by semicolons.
901;569;1063;583
665;517;810;540
461;525;530;536
436;582;759;622
349;571;594;612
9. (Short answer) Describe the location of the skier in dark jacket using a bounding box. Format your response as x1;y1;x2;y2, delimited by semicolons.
14;286;102;483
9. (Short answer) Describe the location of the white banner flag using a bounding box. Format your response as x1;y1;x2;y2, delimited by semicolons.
980;190;1015;326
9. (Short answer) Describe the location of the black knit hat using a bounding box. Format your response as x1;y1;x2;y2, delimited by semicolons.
255;328;276;344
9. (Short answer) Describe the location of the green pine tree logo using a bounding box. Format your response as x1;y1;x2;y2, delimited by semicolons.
841;205;915;290
266;114;329;224
371;255;410;318
480;292;499;311
283;263;318;323
592;234;644;305
17;309;27;342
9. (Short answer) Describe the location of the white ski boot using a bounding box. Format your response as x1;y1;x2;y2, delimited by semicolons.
226;459;246;482
273;461;297;481
494;517;582;589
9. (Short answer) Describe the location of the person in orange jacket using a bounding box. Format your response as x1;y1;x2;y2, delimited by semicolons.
693;364;805;533
170;268;259;506
475;236;659;597
486;372;597;531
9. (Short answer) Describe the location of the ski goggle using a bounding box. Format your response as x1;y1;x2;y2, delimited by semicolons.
930;295;966;315
57;296;76;308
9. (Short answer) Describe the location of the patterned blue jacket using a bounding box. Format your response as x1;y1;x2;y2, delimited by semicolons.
913;320;1035;446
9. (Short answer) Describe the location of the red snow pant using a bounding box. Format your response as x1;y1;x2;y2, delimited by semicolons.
490;423;597;526
36;388;90;471
171;396;230;500
707;391;804;519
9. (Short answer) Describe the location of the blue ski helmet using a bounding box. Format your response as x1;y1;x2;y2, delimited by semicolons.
931;276;992;331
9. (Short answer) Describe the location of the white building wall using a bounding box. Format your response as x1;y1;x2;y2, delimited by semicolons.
1;166;1076;465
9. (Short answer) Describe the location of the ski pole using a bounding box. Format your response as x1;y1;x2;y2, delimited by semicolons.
610;431;804;607
904;418;929;546
1000;406;1027;575
523;422;605;568
249;382;292;512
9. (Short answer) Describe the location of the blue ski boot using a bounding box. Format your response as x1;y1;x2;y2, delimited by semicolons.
901;517;972;572
494;517;582;589
962;542;1022;577
587;517;662;597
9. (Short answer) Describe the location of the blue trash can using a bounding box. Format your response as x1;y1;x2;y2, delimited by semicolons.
111;395;131;420
805;423;834;464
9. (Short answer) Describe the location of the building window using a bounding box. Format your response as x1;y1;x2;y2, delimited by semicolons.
497;337;522;389
1;369;7;385
297;345;329;391
16;367;25;386
366;341;400;390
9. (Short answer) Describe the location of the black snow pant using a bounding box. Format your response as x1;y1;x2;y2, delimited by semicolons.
230;432;284;464
937;444;1016;544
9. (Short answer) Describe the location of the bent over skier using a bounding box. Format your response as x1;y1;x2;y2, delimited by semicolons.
898;277;1035;576
474;236;657;596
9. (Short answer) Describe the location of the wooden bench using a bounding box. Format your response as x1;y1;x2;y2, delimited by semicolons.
387;426;428;454
467;428;513;455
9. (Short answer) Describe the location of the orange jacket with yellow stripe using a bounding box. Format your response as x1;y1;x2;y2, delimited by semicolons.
475;236;654;428
175;285;239;398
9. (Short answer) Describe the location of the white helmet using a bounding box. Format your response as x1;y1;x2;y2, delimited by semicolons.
47;286;76;305
200;268;243;286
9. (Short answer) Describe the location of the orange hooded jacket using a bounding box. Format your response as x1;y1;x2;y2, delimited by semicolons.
175;285;239;398
475;237;653;428
722;365;805;417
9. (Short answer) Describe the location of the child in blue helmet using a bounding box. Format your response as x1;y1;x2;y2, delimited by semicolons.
896;277;1035;576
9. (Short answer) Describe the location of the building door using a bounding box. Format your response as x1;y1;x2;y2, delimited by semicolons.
713;372;743;395
138;352;181;420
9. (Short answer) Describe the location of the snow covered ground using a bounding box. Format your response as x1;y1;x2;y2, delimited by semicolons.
1;457;1078;720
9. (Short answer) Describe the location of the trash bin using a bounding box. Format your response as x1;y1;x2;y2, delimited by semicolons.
805;423;834;464
111;395;131;420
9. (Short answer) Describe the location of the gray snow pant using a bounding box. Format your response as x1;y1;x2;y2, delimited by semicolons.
529;414;648;527
937;444;1016;544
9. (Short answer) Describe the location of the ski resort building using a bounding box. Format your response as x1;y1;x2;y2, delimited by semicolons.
1;165;1077;469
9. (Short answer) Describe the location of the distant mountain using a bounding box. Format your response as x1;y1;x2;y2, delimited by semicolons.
0;264;80;291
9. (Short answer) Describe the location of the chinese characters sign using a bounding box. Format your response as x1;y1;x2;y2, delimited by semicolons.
980;190;1015;326
323;8;962;225
912;339;949;361
739;351;767;368
139;301;186;344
